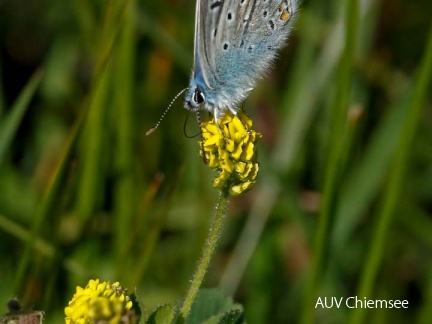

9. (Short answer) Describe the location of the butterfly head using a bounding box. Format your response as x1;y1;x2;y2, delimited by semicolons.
184;86;206;111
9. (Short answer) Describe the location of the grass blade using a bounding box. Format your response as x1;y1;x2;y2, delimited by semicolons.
349;23;432;324
302;1;359;322
0;70;43;166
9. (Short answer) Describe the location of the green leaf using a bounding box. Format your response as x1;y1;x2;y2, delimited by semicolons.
185;289;242;324
201;307;243;324
147;304;175;324
216;308;244;324
0;69;43;166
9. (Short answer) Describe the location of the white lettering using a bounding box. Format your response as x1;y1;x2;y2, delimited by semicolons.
355;296;364;308
315;297;324;309
346;297;355;308
324;297;332;308
317;297;409;309
333;297;344;308
375;300;388;308
314;297;345;308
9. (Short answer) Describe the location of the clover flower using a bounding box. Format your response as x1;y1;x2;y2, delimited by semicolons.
199;111;261;195
65;279;133;324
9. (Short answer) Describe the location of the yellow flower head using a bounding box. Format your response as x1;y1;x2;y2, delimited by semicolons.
65;279;133;324
200;111;261;195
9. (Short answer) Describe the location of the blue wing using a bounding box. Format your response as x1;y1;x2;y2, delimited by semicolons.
189;0;298;115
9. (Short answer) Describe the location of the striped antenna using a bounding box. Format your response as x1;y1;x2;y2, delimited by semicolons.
146;88;187;135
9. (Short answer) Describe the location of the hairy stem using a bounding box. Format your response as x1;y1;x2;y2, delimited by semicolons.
180;190;229;319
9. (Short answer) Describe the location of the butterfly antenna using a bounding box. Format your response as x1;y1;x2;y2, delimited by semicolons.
146;88;187;135
182;111;207;163
183;109;203;138
183;110;193;138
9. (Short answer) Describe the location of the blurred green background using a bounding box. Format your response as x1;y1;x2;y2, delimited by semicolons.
0;0;431;323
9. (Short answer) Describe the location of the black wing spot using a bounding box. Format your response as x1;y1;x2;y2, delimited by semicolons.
240;40;245;47
210;1;222;10
269;20;275;30
248;45;253;53
223;43;229;50
227;12;232;20
263;11;268;17
213;28;217;37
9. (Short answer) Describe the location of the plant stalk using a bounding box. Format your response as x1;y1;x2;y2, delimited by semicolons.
180;190;229;320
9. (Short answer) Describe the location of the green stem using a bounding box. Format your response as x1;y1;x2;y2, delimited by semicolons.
180;190;229;320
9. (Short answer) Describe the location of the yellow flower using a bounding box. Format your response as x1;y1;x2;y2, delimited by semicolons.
200;111;261;196
65;279;133;324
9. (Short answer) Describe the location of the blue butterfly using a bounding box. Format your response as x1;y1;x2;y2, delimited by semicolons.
184;0;298;122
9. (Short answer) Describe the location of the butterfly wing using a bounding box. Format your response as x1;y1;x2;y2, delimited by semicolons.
190;0;297;116
191;0;224;92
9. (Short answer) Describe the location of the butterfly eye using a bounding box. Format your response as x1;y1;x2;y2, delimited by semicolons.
193;89;205;104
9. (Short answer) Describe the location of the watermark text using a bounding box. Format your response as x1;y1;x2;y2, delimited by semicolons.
315;297;408;309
